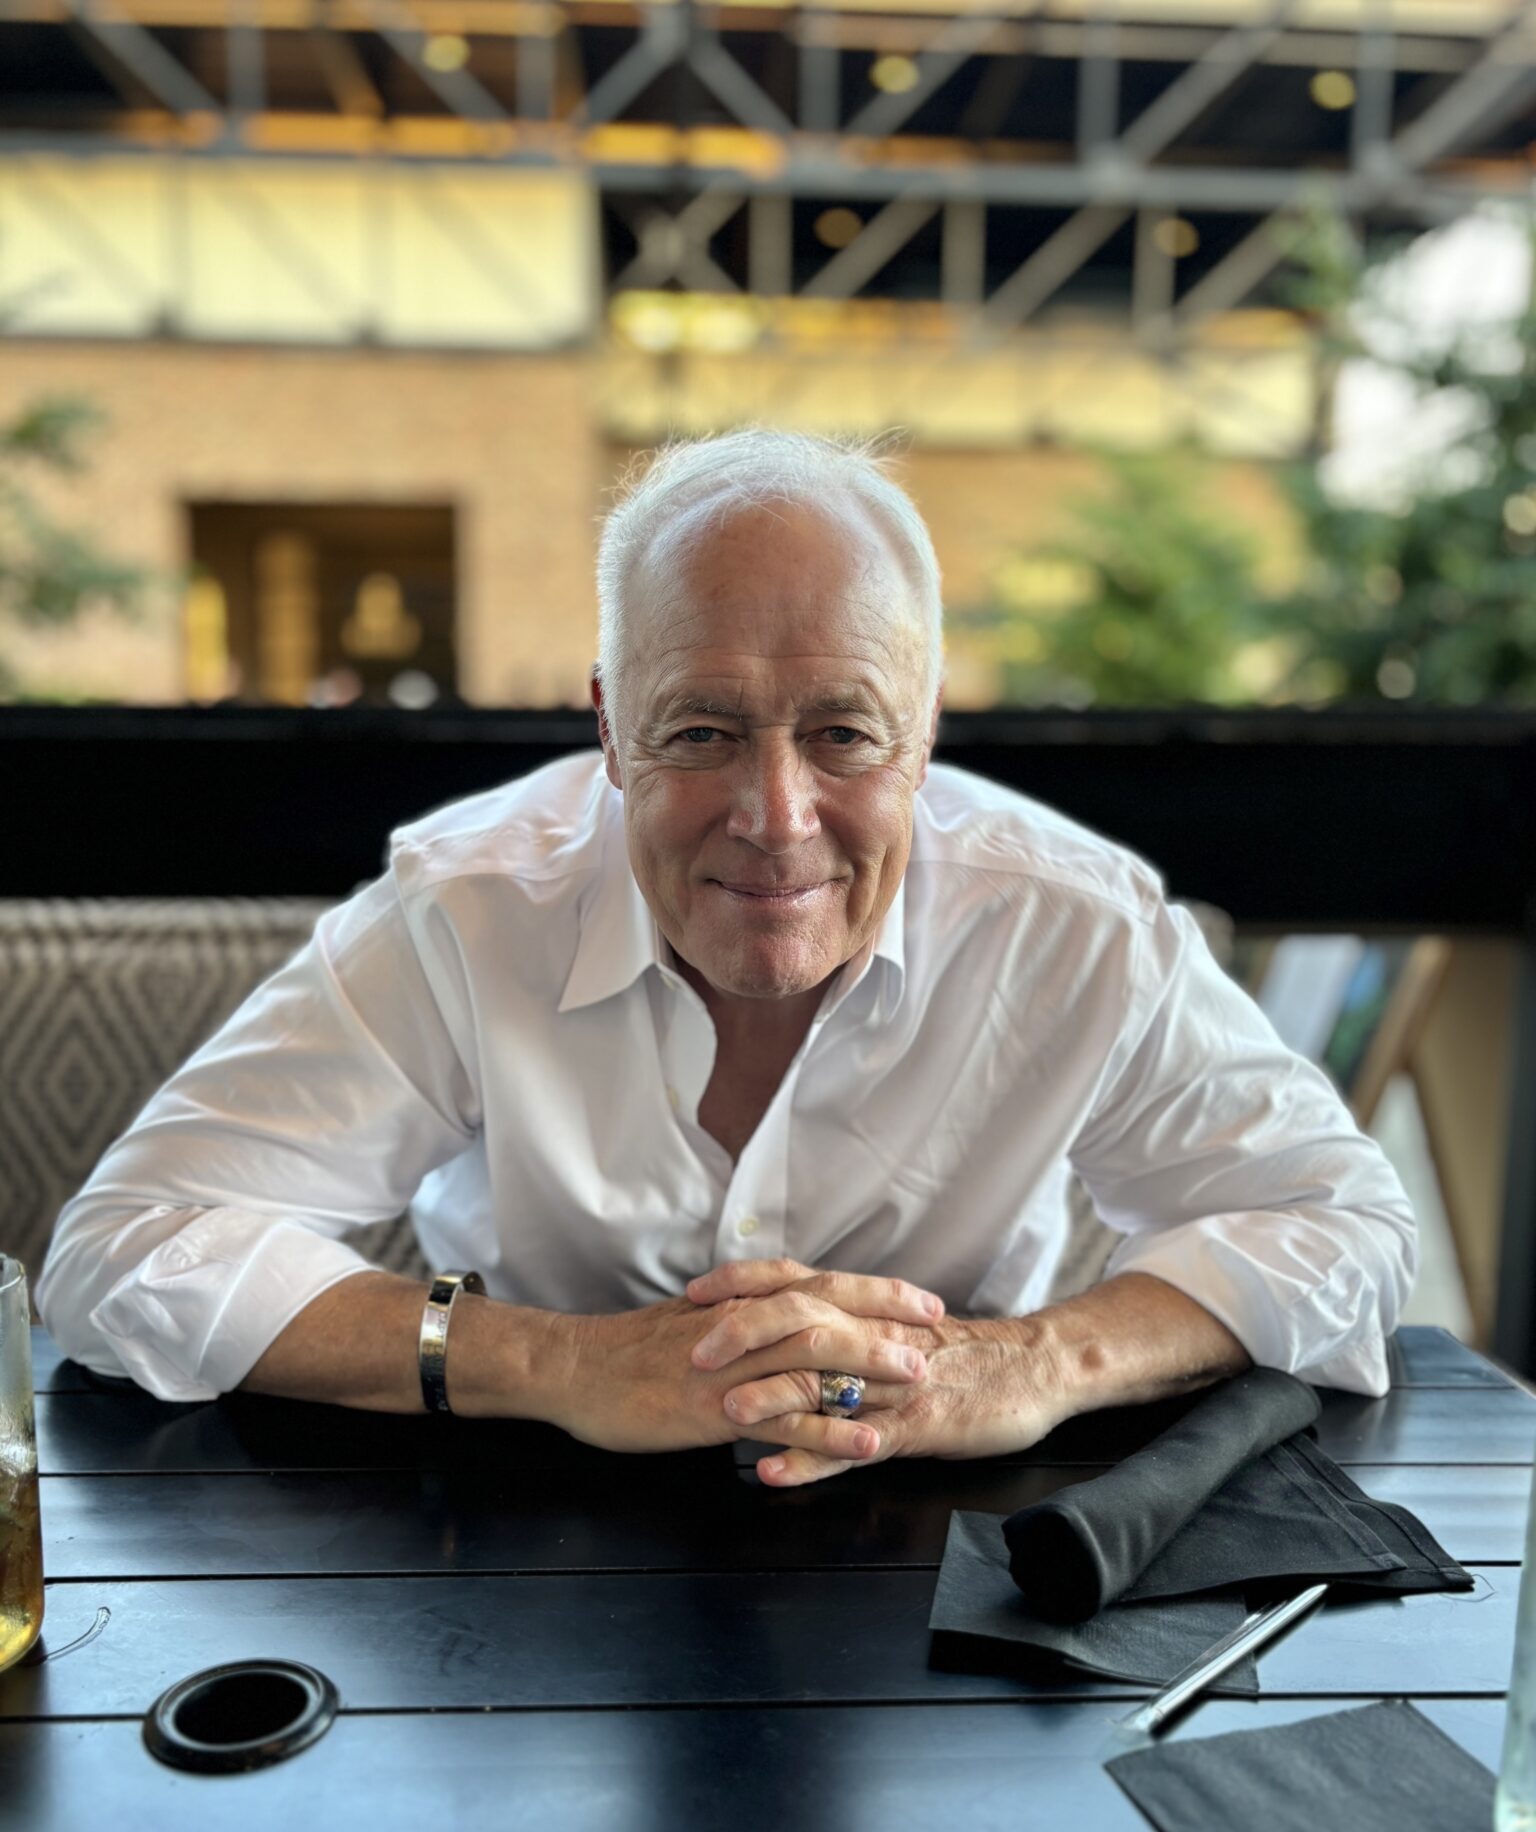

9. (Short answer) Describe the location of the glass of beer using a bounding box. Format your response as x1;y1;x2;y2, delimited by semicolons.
0;1256;43;1670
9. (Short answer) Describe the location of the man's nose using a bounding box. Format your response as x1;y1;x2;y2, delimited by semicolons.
725;738;822;851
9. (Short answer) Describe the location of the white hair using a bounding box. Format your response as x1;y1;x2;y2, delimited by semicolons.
595;429;943;736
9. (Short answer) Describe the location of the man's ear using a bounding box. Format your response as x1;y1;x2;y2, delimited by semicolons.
591;669;623;791
916;679;944;791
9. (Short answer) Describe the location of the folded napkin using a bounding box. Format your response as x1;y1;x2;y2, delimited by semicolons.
930;1510;1260;1694
1004;1370;1471;1623
929;1370;1471;1690
1005;1369;1319;1622
1106;1700;1496;1832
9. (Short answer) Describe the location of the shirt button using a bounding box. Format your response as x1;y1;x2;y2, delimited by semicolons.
737;1216;760;1238
666;1085;679;1110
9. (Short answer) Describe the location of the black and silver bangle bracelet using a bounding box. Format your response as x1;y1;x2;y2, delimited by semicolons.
418;1270;486;1414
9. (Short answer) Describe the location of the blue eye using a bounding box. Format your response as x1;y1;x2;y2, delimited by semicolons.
823;727;865;745
677;727;723;744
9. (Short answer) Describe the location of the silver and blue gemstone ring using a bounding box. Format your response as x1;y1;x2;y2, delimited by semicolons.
819;1371;866;1418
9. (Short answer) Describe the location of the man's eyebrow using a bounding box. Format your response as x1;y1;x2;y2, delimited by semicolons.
647;689;890;725
650;694;746;723
805;692;885;718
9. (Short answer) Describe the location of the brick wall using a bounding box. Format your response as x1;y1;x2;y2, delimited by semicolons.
0;340;603;705
0;341;1292;708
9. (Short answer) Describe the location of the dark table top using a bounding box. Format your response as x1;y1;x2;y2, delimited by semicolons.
5;1324;1531;1829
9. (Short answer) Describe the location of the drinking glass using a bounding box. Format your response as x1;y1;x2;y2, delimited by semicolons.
0;1256;43;1671
1498;1458;1536;1830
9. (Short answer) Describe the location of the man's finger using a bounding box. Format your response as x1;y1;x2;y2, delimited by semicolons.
757;1448;855;1487
686;1259;812;1304
793;1269;945;1326
692;1295;927;1375
748;1407;889;1464
724;1371;916;1426
755;1404;905;1485
751;1406;883;1465
687;1260;945;1328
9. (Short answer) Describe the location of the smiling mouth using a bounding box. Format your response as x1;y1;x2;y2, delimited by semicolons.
709;881;830;901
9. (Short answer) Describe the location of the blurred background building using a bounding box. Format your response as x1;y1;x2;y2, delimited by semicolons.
2;0;1533;710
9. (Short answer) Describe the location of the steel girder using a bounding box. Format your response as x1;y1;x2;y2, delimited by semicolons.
5;0;1535;326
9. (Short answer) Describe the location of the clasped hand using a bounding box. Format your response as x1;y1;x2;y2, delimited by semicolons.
552;1258;1065;1489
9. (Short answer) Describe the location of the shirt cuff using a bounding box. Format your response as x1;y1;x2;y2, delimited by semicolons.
1102;1215;1394;1399
88;1208;380;1401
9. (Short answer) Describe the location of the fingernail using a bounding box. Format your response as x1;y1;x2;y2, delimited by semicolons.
693;1338;718;1366
900;1349;923;1376
923;1295;943;1318
854;1429;878;1456
761;1457;785;1478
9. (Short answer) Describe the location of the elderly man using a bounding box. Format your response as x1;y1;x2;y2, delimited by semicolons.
39;431;1415;1488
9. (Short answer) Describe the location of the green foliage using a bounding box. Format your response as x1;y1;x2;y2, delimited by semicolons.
1269;229;1536;706
984;447;1274;707
977;211;1536;708
0;396;147;697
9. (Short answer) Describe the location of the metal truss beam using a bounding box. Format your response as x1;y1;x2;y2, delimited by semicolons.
226;0;265;117
1076;11;1119;160
610;185;744;291
801;193;937;299
1116;0;1302;166
687;19;795;136
1176;0;1536;324
1351;21;1395;171
748;191;791;296
980;203;1130;333
1131;204;1175;341
1385;0;1536;175
354;0;510;122
4;125;1529;219
986;0;1302;343
576;6;683;128
4;0;1498;75
842;11;1006;142
941;197;985;307
796;20;840;136
11;0;1536;338
311;23;384;118
64;0;219;114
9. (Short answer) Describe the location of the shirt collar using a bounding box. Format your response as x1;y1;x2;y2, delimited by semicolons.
557;816;908;1017
556;822;663;1014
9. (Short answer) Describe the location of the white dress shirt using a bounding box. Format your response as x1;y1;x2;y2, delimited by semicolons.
38;751;1416;1403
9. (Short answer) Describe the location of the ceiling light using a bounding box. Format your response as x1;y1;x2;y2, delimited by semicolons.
870;55;920;95
1151;217;1199;258
814;207;863;250
1310;70;1356;111
423;34;470;72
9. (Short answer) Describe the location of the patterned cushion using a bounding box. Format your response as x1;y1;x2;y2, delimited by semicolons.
0;900;428;1285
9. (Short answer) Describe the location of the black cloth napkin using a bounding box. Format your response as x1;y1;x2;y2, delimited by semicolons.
929;1370;1471;1691
1004;1370;1471;1623
929;1509;1260;1694
1105;1700;1496;1832
1005;1369;1320;1622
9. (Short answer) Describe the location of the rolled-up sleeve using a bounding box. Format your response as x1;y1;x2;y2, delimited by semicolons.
1068;900;1417;1397
35;874;479;1401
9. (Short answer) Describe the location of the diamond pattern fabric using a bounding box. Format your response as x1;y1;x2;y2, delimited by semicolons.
0;900;429;1286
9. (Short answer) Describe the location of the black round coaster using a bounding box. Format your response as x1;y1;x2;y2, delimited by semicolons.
143;1659;339;1774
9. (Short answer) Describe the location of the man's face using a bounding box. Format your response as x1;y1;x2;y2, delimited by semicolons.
596;496;938;1005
